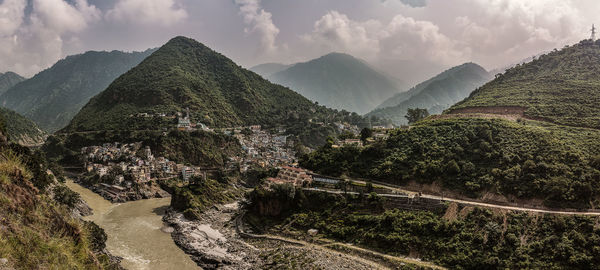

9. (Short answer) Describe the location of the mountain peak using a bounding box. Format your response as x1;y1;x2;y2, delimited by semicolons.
64;36;321;132
267;52;406;114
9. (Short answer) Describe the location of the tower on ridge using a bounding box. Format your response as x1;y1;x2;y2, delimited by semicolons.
591;24;596;41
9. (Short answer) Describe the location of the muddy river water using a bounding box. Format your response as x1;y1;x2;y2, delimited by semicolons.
65;180;198;270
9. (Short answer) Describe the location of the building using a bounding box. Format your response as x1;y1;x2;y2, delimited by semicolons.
268;166;313;187
342;139;363;147
181;166;194;182
177;109;192;130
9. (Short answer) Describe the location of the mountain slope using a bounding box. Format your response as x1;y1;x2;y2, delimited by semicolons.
448;40;600;129
265;53;406;114
250;63;291;77
63;37;359;142
367;63;492;125
0;72;25;96
0;49;155;132
0;108;46;146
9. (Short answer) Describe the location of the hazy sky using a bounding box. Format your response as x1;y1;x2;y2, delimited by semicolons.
1;0;599;84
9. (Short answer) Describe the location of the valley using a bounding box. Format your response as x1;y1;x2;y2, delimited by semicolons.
2;4;600;268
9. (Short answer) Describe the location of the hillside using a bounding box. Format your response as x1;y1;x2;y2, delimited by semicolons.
302;117;600;208
448;40;600;129
0;72;25;96
0;49;155;132
367;63;492;125
0;128;119;269
250;63;291;77
63;37;363;147
265;53;406;114
0;108;46;146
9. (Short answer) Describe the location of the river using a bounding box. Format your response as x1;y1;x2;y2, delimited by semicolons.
65;180;198;270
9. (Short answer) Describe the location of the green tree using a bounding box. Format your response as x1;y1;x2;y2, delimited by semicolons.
360;128;373;142
405;108;430;124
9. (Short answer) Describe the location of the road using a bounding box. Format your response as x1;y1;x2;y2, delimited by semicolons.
236;211;445;270
345;179;600;216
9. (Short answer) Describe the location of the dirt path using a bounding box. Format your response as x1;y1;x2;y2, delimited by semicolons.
236;210;445;269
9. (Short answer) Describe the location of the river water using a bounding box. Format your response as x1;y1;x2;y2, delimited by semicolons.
65;181;198;270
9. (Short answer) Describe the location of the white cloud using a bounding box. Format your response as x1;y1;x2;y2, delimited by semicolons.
0;0;100;76
449;0;585;69
301;11;463;66
301;11;382;58
0;0;26;35
235;0;280;56
106;0;187;26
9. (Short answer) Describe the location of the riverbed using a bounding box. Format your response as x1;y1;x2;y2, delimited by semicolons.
66;180;198;270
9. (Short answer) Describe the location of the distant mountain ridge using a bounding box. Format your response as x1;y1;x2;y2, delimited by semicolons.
0;72;25;96
250;63;292;77
0;49;156;132
253;53;407;114
367;63;492;125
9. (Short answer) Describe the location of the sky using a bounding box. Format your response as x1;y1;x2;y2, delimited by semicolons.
1;0;599;84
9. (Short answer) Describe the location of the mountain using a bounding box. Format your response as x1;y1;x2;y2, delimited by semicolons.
0;108;46;146
448;40;600;129
302;40;600;209
367;63;492;125
262;53;406;114
250;63;292;77
0;49;155;132
63;37;361;145
0;72;25;96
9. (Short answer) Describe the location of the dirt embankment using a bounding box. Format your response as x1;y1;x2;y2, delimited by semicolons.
441;106;549;122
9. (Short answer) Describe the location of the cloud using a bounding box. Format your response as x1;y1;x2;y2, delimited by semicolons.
0;0;100;76
382;0;427;8
106;0;187;26
302;11;463;66
235;0;280;55
0;0;27;35
451;0;585;67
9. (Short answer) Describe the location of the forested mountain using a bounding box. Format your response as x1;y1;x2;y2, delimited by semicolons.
0;49;155;132
63;36;365;147
449;40;600;129
0;72;25;96
0;108;46;146
367;63;491;125
259;53;406;114
301;40;600;209
249;63;291;77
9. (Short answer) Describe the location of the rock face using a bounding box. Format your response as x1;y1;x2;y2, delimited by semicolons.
163;202;261;269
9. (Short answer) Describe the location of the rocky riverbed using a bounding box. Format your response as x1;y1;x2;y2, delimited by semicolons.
164;202;383;270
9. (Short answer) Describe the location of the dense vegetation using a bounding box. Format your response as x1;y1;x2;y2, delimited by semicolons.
0;107;46;146
263;53;406;114
63;37;366;148
0;71;25;96
368;63;491;125
248;186;600;270
449;40;600;129
167;177;242;220
44;129;241;167
0;135;118;268
0;49;155;132
301;118;600;208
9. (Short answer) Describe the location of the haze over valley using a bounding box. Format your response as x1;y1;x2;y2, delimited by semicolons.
3;1;600;269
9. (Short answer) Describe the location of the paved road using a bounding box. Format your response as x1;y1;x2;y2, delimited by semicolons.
345;179;600;216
